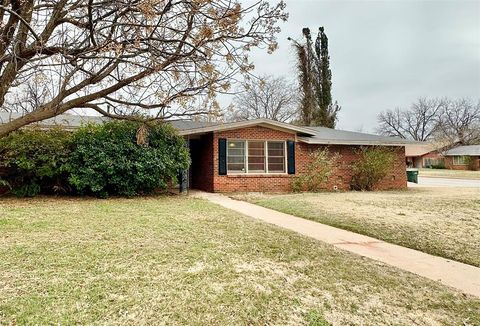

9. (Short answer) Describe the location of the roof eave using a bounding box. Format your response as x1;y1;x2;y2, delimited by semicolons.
178;119;317;136
443;153;480;156
297;137;409;146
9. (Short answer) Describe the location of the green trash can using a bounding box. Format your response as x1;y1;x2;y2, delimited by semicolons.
406;168;419;183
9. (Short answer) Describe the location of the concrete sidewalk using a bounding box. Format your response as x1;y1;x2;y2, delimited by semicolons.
192;191;480;298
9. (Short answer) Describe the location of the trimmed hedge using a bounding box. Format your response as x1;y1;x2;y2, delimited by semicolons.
0;121;190;197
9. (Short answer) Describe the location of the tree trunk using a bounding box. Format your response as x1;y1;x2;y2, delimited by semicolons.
0;108;63;137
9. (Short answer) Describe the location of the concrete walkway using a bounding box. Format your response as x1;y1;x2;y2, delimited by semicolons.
192;191;480;298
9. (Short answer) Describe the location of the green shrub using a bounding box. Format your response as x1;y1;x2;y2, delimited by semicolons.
66;121;190;197
292;148;339;192
0;128;72;197
350;146;396;191
431;163;446;169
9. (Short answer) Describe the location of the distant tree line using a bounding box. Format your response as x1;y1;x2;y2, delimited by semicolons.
377;97;480;146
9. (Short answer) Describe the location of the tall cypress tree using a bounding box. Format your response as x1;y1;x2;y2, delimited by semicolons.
313;27;334;127
291;26;340;128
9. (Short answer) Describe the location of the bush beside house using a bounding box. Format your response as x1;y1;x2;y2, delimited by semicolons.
292;148;340;192
0;128;72;196
350;147;396;191
0;121;190;197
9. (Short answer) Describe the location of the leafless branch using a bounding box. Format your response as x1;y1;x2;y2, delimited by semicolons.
0;0;288;137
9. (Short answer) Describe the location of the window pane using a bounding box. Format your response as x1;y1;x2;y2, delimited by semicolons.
248;141;265;172
228;148;244;156
248;163;265;171
268;157;284;164
268;163;285;172
227;140;245;172
267;141;285;172
248;149;264;156
454;156;467;165
228;141;245;157
228;163;245;172
228;156;245;164
249;141;265;149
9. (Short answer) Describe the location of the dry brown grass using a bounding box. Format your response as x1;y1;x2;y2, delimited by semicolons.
0;196;479;325
420;168;480;179
234;187;480;267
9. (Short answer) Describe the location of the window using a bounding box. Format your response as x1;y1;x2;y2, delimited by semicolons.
423;158;444;168
226;140;286;174
267;141;285;173
227;140;245;172
248;141;265;172
453;156;468;165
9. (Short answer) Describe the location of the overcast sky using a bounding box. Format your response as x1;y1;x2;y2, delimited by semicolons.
242;0;480;132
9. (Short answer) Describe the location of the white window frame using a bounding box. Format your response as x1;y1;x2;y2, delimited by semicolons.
226;139;288;175
266;141;287;173
226;140;246;172
453;156;468;165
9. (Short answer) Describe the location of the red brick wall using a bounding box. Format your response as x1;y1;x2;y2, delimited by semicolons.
212;127;296;192
296;143;407;191
191;126;407;192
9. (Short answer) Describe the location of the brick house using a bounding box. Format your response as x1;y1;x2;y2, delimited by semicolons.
405;143;444;168
0;113;411;192
176;119;409;192
443;145;480;170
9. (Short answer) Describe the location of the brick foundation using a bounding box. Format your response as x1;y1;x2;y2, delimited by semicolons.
189;126;407;192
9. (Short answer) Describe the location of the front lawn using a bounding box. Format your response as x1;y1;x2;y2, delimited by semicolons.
420;168;480;180
0;196;479;325
234;187;480;267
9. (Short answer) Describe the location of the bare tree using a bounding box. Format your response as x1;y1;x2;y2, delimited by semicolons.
227;75;298;122
377;98;445;141
0;0;287;137
435;98;480;145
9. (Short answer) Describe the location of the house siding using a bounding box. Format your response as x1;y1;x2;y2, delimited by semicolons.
192;126;407;192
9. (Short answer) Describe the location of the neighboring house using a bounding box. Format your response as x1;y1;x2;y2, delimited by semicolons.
405;143;444;168
0;112;412;192
443;145;480;170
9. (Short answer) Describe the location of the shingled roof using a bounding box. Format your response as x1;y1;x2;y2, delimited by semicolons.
444;145;480;156
0;112;413;146
298;126;414;146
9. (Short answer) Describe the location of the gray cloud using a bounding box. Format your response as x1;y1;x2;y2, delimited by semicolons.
242;0;480;132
